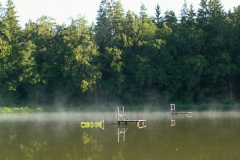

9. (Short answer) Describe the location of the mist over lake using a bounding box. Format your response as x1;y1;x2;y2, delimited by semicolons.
0;111;239;160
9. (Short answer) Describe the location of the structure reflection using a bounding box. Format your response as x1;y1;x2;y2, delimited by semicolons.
117;127;128;142
170;114;192;127
117;125;146;143
171;117;176;127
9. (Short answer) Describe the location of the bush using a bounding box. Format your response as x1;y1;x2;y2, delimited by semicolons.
0;106;34;113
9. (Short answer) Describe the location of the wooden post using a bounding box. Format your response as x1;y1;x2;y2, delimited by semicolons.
117;128;120;142
123;128;126;141
117;106;119;121
122;106;125;120
170;104;175;113
117;128;127;143
171;117;176;126
117;106;120;125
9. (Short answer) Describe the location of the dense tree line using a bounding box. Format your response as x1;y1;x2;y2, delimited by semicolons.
0;0;240;106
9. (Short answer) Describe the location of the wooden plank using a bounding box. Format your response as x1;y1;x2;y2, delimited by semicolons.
119;120;146;122
171;112;192;114
171;111;193;117
118;120;145;123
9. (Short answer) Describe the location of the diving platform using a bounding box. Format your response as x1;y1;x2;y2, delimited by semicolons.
170;104;192;117
117;106;146;126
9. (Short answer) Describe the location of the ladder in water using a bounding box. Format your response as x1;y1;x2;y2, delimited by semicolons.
117;106;146;126
170;104;192;117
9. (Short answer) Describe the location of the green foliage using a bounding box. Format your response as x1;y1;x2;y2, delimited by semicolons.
0;0;21;91
0;106;34;113
0;0;240;107
61;17;101;94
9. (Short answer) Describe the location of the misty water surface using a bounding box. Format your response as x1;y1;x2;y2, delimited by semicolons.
0;111;239;160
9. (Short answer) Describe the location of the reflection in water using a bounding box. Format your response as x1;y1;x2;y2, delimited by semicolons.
117;128;128;143
1;112;240;160
80;131;103;159
171;112;193;127
171;117;176;127
0;134;47;160
80;120;104;130
117;125;146;143
0;131;104;160
170;104;193;117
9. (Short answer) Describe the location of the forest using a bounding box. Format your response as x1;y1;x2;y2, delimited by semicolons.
0;0;240;108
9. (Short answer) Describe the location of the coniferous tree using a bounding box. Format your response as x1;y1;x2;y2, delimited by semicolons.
180;0;188;25
0;0;23;103
187;4;197;27
139;3;147;19
95;0;126;101
61;17;101;101
197;0;209;31
110;0;124;38
164;10;178;31
225;6;240;101
106;0;125;98
0;0;240;106
196;0;232;102
154;4;164;28
95;0;112;53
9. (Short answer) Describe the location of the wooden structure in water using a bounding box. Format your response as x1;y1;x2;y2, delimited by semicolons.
170;104;192;117
117;106;146;126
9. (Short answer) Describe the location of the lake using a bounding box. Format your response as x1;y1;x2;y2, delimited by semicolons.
0;111;239;160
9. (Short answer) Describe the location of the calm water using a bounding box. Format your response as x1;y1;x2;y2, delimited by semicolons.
0;111;239;160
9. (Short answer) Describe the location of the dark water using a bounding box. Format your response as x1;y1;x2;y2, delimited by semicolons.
0;111;239;160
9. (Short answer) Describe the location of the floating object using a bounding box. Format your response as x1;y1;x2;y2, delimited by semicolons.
117;106;146;126
170;104;192;117
80;120;104;130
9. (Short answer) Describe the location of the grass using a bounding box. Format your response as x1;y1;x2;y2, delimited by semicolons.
0;106;40;113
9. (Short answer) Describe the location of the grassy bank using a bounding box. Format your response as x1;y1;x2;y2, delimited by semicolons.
0;106;41;113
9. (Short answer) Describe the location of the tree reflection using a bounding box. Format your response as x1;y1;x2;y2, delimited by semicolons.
63;131;104;160
0;132;104;160
0;134;47;160
79;131;103;159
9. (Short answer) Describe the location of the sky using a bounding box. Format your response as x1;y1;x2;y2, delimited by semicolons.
0;0;239;27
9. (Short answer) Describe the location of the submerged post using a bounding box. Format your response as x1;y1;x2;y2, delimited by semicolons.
171;117;176;127
117;106;120;124
122;106;125;120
